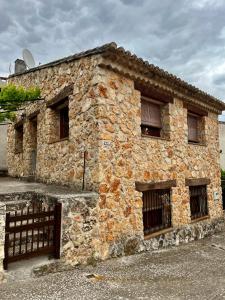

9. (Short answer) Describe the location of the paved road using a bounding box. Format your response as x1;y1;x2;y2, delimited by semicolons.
1;231;225;300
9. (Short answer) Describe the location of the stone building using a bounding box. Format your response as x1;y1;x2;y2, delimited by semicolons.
6;43;225;264
219;121;225;170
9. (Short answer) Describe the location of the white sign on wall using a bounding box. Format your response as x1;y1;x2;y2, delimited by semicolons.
213;191;219;201
103;141;112;149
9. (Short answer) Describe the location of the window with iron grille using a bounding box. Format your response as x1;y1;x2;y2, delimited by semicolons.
142;189;172;235
15;125;23;153
189;185;208;220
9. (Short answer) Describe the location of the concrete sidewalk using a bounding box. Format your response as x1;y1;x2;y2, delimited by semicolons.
0;176;93;197
1;229;225;300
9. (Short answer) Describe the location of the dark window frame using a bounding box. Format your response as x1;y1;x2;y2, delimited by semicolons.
189;185;208;220
141;97;163;138
187;112;201;144
15;124;24;153
142;189;172;236
49;97;69;142
59;105;69;140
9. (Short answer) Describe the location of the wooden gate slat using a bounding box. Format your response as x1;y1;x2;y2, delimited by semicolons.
7;220;55;233
8;210;55;222
54;203;62;259
6;245;54;263
3;202;62;270
3;212;10;270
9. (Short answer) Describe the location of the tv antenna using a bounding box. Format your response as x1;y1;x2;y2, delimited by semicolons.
9;63;12;75
22;49;35;69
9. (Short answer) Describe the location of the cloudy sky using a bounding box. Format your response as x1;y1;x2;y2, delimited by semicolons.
1;0;225;106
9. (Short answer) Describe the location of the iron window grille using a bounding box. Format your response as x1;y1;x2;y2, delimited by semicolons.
142;189;172;235
189;185;208;220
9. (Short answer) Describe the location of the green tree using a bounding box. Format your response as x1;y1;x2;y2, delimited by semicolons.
0;84;41;122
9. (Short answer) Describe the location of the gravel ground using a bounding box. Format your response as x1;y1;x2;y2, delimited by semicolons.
1;231;225;300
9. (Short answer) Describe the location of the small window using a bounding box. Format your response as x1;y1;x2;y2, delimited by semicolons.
48;98;69;143
141;99;162;137
189;185;208;220
142;189;172;235
15;125;23;153
187;113;199;143
59;106;69;139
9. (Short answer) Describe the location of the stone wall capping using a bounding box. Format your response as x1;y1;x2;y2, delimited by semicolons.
135;180;177;192
185;178;211;186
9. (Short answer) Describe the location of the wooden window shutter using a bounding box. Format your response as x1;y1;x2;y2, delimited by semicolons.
141;100;162;128
188;114;198;142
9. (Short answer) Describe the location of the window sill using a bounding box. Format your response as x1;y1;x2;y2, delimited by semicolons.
144;227;173;240
188;142;206;147
141;134;170;141
190;215;209;224
48;137;69;144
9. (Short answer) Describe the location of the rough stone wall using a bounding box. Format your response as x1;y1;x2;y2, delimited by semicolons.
93;67;223;259
7;56;101;191
0;190;100;267
59;193;99;265
219;122;225;170
0;124;7;171
143;216;224;251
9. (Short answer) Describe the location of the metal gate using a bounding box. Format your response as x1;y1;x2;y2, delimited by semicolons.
3;202;62;270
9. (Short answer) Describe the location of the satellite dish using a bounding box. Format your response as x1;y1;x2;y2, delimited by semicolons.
22;49;35;69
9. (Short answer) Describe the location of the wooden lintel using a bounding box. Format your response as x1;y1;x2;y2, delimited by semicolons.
183;103;208;116
185;178;210;186
46;84;73;108
14;120;24;128
134;82;174;104
135;180;177;192
27;110;40;120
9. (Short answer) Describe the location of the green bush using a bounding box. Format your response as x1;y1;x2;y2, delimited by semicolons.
221;169;225;180
0;84;41;122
